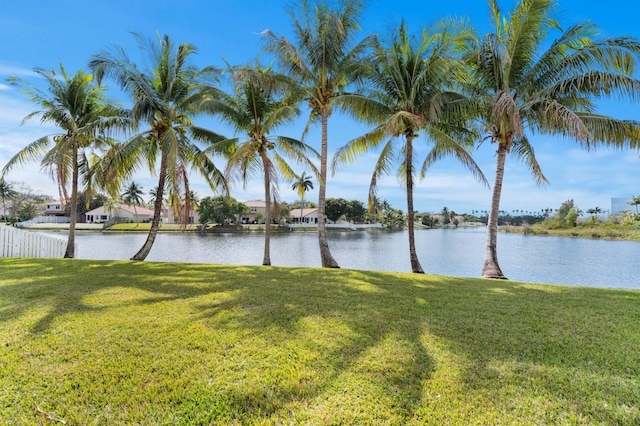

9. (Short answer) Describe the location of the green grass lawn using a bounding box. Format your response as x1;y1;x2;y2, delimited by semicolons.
1;259;639;425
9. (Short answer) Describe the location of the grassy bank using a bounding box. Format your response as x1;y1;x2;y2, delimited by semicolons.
503;223;640;241
1;259;639;424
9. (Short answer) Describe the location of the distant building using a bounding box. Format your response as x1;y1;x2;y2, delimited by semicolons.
85;204;157;224
241;200;268;224
43;201;65;216
290;208;319;224
611;197;630;214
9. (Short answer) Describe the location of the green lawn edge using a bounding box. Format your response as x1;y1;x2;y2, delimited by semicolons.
1;258;638;425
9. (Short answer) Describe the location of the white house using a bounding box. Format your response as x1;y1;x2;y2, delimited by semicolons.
290;208;319;224
85;204;157;224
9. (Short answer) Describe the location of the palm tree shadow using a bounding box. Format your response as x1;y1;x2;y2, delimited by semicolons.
191;268;436;421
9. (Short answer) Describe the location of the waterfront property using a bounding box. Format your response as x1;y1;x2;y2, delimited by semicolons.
290;207;319;224
240;200;268;224
43;201;65;217
85;204;155;224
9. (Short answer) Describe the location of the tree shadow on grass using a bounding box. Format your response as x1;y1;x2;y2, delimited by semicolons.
2;258;639;423
410;278;640;423
0;259;436;423
187;267;437;423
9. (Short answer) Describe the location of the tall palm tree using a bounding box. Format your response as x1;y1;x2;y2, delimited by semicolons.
264;0;373;268
333;22;487;273
292;171;314;223
90;33;227;261
2;65;126;257
466;0;640;279
121;181;145;223
0;178;18;223
209;65;318;266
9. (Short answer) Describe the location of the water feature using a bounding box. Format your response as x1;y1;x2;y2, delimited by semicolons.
41;228;639;289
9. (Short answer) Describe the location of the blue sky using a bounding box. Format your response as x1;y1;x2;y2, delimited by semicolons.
1;0;638;214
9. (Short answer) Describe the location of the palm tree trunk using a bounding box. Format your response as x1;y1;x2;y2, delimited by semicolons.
406;134;424;274
482;142;508;279
318;108;339;268
64;148;79;258
131;152;167;261
261;148;271;266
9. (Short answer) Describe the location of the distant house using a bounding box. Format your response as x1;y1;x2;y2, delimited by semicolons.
290;208;319;224
166;204;200;224
85;204;157;224
43;201;65;216
241;200;268;224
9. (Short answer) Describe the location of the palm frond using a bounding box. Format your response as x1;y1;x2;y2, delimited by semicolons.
510;135;548;185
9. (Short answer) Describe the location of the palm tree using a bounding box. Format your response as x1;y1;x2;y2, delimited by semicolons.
209;65;318;265
2;66;126;257
292;171;314;224
628;196;640;214
333;22;486;273
90;33;227;261
147;186;166;208
264;0;373;268
0;178;18;223
103;197;117;222
467;0;640;279
121;181;145;223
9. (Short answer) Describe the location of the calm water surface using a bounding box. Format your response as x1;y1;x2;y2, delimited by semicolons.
44;228;639;289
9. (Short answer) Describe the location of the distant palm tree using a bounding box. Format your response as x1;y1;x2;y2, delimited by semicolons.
90;33;227;261
103;198;116;222
264;0;373;268
0;178;18;223
628;196;640;214
292;171;314;224
467;0;640;279
148;186;164;208
189;190;200;210
2;65;127;257
121;181;145;223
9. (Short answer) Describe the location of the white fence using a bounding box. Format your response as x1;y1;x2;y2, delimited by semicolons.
0;225;67;258
16;215;71;228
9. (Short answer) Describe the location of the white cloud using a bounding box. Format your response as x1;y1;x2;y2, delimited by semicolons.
0;63;37;78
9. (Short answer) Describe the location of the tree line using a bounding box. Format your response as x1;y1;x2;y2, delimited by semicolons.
2;0;640;279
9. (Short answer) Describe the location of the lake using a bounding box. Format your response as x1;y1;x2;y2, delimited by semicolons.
41;228;639;289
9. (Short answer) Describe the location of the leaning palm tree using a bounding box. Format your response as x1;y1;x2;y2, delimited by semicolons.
0;178;18;223
264;0;373;268
121;181;145;223
466;0;640;279
2;66;126;257
291;171;314;223
333;22;487;273
209;65;319;266
90;33;227;261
